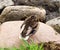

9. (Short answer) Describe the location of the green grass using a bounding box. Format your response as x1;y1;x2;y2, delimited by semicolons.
0;39;44;50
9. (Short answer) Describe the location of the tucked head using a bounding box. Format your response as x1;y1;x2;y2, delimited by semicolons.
30;15;39;21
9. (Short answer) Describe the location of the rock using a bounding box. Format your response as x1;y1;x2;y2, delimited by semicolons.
12;0;49;6
12;0;60;6
0;21;60;48
51;0;60;2
45;1;60;21
59;7;60;13
12;0;60;12
12;0;29;5
46;12;60;21
43;41;60;50
43;1;60;12
0;0;14;9
0;6;46;23
0;0;14;14
39;0;60;13
46;17;60;33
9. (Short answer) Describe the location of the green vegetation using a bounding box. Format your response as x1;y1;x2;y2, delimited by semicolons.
0;39;44;50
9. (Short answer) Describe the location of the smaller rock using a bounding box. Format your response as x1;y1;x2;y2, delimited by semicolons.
0;6;46;24
46;17;60;33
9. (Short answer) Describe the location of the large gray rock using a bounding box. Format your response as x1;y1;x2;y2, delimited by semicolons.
0;21;60;48
0;0;14;9
0;6;46;23
46;17;60;33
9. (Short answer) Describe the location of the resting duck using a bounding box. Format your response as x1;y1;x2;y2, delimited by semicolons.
19;15;39;40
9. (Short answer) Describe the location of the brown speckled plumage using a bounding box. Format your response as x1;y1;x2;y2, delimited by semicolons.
21;15;39;38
